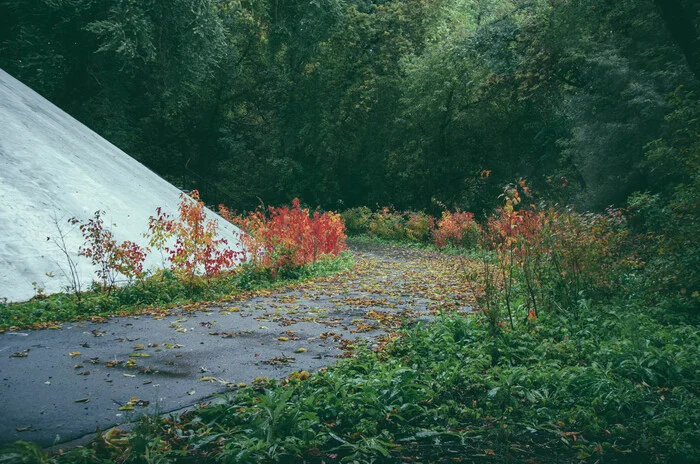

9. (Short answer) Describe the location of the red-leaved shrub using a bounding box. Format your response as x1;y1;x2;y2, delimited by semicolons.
229;199;346;272
76;210;148;290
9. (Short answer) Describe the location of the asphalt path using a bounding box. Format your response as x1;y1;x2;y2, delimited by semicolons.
0;242;473;447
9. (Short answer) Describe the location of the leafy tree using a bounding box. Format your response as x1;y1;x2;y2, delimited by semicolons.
1;0;698;215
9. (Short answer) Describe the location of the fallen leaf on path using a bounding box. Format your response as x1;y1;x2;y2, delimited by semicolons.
9;350;29;358
15;426;32;432
263;355;295;365
118;397;149;411
285;371;311;382
103;428;129;446
74;398;90;403
69;351;81;357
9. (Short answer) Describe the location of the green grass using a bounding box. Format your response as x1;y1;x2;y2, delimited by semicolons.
0;253;354;331
9;300;698;463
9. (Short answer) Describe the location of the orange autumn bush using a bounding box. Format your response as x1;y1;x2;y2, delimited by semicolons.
147;190;242;278
432;211;482;249
458;181;638;329
479;184;633;326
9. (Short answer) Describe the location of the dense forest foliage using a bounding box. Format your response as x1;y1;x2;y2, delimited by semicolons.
1;0;698;216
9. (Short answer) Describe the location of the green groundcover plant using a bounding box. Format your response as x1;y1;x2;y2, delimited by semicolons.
4;306;698;463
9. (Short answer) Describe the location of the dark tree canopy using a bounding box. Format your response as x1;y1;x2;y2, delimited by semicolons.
1;0;698;214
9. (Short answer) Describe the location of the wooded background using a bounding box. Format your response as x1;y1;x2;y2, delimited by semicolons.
2;0;697;215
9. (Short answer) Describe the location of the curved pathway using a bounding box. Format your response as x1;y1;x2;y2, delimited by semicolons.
0;241;474;447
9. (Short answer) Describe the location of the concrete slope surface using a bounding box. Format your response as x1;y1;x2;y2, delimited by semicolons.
0;68;242;302
0;242;474;447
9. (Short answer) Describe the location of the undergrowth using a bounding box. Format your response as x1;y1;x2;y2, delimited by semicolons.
7;305;698;463
347;235;479;258
0;254;353;331
2;188;697;463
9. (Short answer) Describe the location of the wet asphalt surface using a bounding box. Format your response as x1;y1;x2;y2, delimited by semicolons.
0;242;472;447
